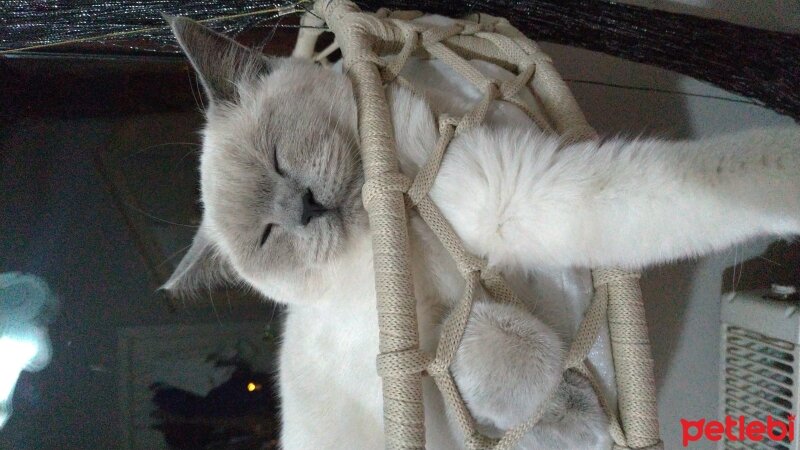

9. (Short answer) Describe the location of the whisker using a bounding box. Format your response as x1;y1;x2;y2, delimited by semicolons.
267;24;329;30
121;201;199;228
757;255;784;267
209;288;222;325
299;2;324;22
268;300;279;328
733;245;745;291
155;242;195;269
730;245;738;293
254;13;285;51
123;141;201;160
564;79;763;107
188;69;204;112
174;146;200;170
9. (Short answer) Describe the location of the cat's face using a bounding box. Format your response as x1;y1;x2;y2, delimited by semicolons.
162;17;368;303
203;60;366;295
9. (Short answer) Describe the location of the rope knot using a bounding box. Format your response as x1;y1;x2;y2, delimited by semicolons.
455;254;486;276
350;52;386;69
459;22;482;36
376;349;431;377
421;23;463;46
426;358;449;377
438;115;459;132
361;173;412;211
484;81;500;98
592;268;641;287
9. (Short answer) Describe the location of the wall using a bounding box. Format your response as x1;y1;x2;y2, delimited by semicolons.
0;117;276;450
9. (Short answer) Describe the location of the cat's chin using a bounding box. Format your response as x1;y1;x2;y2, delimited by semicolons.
245;231;374;306
300;192;368;263
305;212;348;264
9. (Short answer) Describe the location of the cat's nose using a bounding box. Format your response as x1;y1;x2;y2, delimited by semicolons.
301;189;328;225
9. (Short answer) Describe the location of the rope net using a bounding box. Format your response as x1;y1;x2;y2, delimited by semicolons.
293;1;663;448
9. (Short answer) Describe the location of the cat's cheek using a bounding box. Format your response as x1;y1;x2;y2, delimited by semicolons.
240;270;314;305
217;251;290;304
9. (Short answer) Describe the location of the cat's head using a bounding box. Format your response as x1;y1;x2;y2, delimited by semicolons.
161;17;367;304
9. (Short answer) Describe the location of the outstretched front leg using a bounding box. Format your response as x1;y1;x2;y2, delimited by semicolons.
432;127;800;270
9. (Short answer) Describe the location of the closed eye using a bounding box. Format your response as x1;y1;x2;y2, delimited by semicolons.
273;146;284;177
260;223;274;247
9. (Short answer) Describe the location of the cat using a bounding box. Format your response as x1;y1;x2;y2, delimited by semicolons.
161;15;800;450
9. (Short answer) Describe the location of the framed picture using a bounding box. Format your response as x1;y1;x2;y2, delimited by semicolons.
117;322;280;450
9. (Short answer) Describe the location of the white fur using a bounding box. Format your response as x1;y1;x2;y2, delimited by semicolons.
434;127;800;270
279;82;800;450
167;17;800;450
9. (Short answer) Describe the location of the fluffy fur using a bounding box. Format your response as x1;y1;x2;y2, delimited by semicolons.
163;16;800;450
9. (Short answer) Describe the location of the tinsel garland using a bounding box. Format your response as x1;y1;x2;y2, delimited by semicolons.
0;1;303;53
1;0;798;120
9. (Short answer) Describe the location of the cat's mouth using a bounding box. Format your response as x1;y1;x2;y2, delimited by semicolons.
302;173;366;264
306;208;347;263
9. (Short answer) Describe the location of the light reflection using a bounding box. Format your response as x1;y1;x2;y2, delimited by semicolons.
0;273;58;429
0;336;40;428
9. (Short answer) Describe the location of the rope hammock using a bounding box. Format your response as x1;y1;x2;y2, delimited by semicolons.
293;1;662;448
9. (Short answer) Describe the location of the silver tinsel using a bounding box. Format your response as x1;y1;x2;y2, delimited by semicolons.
0;0;307;53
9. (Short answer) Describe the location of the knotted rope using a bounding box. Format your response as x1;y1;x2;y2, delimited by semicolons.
294;2;663;449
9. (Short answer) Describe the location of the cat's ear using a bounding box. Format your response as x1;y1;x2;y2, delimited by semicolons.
164;15;271;104
161;223;235;297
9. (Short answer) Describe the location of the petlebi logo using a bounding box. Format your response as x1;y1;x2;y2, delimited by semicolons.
681;415;795;447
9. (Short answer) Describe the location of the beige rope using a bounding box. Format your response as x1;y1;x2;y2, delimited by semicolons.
595;269;663;450
318;2;427;448
297;2;663;449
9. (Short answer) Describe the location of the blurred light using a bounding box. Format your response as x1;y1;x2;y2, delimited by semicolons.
0;336;39;428
246;382;261;392
0;272;58;430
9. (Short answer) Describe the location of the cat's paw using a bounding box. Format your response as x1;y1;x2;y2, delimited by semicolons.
451;300;609;450
452;300;564;431
521;370;610;450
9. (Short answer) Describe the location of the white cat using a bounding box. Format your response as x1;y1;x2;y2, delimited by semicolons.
162;16;800;450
